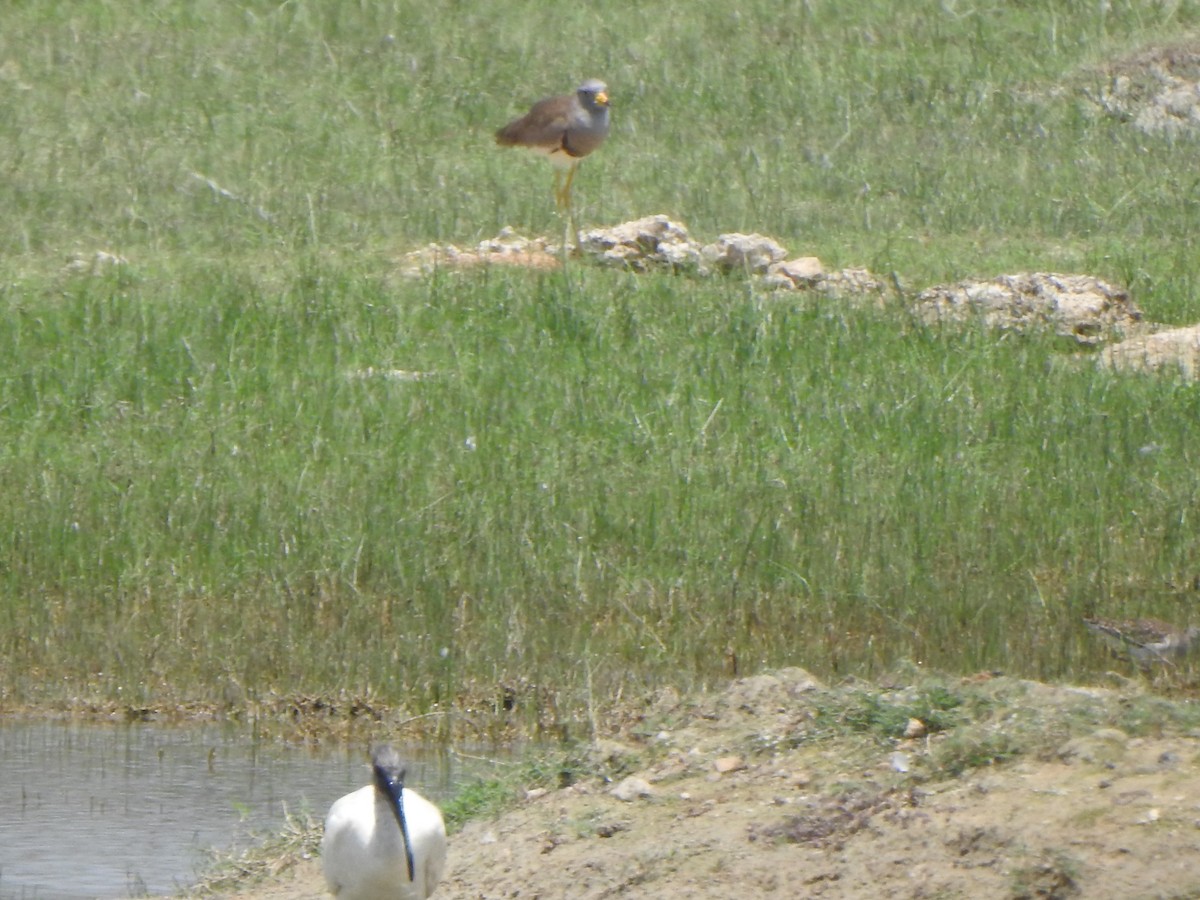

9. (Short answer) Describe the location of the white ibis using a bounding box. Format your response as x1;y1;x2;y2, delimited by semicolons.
321;744;447;899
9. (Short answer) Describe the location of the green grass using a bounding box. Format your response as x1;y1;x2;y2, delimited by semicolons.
2;1;1200;721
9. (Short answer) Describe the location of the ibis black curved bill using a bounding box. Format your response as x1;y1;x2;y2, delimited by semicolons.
372;748;417;882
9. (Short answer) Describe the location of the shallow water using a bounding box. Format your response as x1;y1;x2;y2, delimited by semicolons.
0;719;455;899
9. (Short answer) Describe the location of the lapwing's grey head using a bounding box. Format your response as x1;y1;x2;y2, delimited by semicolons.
577;79;609;110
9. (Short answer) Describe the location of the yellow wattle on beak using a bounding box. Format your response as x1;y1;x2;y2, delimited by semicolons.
596;91;609;106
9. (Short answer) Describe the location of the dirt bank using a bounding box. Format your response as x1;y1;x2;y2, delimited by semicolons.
198;670;1200;900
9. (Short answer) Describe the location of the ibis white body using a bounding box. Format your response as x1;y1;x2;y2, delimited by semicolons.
321;748;447;900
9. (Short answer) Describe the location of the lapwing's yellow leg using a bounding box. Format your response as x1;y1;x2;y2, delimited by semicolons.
566;164;583;251
559;164;578;209
551;164;582;253
553;169;565;211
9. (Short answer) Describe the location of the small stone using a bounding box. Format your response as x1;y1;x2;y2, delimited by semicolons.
702;233;788;275
713;755;747;774
610;776;654;801
64;250;128;275
769;256;824;286
819;267;888;298
762;272;799;291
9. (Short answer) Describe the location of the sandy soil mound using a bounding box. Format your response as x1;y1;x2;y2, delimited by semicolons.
196;670;1200;900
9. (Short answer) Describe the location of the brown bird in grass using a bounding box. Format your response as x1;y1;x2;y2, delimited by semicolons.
495;79;610;246
1083;616;1200;668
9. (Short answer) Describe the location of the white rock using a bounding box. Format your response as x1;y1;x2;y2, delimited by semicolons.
609;776;654;802
702;233;789;274
580;215;702;272
769;256;824;286
1099;323;1200;379
912;273;1142;344
63;250;128;275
